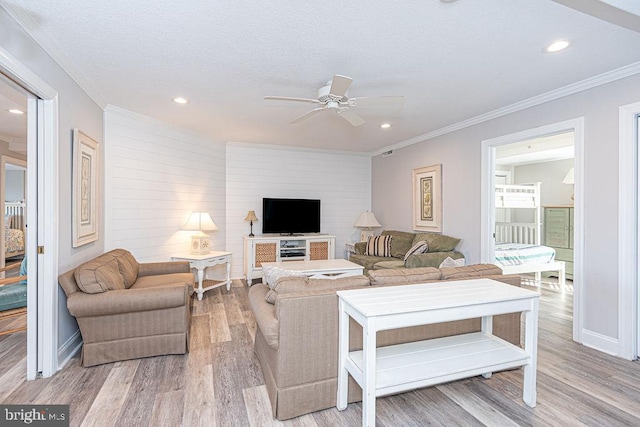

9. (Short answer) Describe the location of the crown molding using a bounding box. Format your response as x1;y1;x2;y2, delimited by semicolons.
2;2;107;109
371;61;640;157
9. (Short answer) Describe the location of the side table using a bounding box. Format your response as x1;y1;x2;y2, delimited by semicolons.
172;251;232;300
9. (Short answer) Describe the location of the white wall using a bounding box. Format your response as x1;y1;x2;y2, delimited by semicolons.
372;72;640;348
226;142;371;278
0;7;105;361
104;106;226;264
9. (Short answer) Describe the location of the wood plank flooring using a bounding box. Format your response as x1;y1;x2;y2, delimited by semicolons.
1;278;639;426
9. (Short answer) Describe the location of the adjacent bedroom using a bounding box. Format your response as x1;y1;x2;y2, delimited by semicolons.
493;131;575;294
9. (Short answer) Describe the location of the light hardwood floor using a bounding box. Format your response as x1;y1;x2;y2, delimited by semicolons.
1;278;639;426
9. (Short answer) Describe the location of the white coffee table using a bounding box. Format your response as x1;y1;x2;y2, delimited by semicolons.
336;278;539;427
261;259;364;280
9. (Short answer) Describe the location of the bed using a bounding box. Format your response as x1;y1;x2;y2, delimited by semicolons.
494;183;565;285
4;201;26;259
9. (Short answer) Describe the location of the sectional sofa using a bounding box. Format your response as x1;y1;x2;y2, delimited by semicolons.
248;264;521;420
349;229;465;270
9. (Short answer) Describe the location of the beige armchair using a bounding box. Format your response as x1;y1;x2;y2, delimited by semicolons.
58;249;194;367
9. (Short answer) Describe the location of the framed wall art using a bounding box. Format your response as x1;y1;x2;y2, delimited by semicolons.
412;164;442;232
72;129;99;247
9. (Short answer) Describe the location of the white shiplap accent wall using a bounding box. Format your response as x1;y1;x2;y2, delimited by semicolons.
226;142;372;278
104;106;226;264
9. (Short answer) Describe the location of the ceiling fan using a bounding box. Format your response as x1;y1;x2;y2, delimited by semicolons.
264;74;404;126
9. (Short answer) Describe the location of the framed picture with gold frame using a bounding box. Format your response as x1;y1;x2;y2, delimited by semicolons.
412;164;442;232
72;129;99;247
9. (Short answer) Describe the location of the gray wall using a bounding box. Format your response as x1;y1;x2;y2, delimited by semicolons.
372;73;640;342
5;169;25;201
1;8;105;358
512;158;575;223
514;159;574;207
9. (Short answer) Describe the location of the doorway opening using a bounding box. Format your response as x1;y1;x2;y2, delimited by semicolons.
481;118;584;344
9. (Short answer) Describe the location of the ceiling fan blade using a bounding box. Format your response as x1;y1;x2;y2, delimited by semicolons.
329;75;353;98
337;108;365;126
265;96;319;104
348;96;405;108
290;107;326;124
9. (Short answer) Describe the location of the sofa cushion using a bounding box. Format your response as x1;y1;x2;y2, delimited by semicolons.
364;235;392;257
265;275;369;304
403;240;428;261
404;251;464;269
349;254;393;271
440;264;503;280
74;255;125;294
112;249;139;288
372;260;406;270
382;230;416;258
132;273;195;292
367;267;442;286
413;232;460;252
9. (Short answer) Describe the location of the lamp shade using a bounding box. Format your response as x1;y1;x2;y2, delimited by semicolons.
244;210;259;222
354;211;381;228
562;167;575;185
181;212;218;232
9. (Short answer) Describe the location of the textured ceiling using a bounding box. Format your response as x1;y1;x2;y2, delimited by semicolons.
2;0;640;153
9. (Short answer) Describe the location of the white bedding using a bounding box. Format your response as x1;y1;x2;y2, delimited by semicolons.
495;243;556;267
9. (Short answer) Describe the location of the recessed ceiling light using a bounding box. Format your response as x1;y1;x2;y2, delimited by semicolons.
544;40;571;53
380;123;392;129
173;97;188;104
8;109;24;115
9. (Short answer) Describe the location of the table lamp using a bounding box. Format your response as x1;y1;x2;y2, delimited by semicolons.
562;167;574;202
354;211;381;242
181;211;218;254
244;210;259;237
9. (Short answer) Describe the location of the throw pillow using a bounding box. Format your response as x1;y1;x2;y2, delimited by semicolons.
364;235;392;257
413;233;461;252
113;249;139;288
263;267;307;289
439;256;466;268
381;230;416;259
403;240;429;261
74;256;125;294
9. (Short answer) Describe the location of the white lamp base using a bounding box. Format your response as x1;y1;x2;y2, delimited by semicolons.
360;229;374;242
191;234;211;255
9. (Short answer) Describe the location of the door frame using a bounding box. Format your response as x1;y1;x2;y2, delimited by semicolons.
618;100;640;360
0;46;59;379
480;117;584;343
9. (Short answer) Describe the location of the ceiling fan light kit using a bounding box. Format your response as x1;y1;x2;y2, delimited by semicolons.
265;74;404;127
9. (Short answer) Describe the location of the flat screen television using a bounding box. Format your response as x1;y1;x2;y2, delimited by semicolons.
262;198;321;235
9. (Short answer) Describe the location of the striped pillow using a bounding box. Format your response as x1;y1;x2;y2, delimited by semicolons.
365;235;392;257
403;240;429;261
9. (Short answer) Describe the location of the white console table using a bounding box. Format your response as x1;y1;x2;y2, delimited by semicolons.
172;251;232;300
336;278;539;427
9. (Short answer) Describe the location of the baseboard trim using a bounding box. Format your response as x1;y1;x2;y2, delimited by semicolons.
57;330;82;370
582;329;619;356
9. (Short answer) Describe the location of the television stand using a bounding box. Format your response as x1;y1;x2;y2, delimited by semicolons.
243;234;336;285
